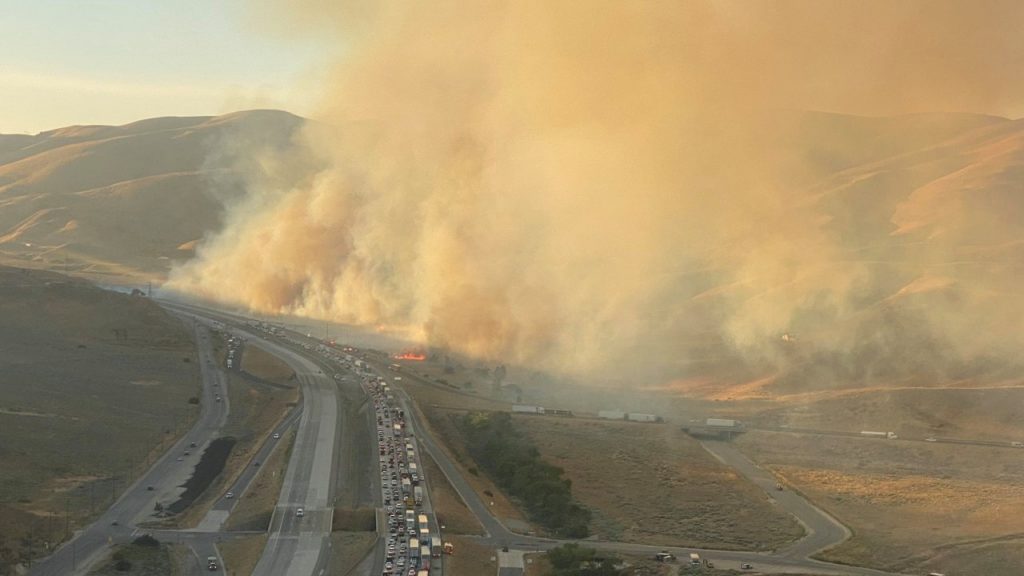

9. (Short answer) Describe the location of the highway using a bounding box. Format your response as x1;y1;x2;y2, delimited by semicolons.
30;322;232;576
361;361;909;575
32;298;913;576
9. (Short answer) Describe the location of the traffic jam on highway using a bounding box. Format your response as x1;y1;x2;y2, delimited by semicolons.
367;376;447;576
368;377;448;573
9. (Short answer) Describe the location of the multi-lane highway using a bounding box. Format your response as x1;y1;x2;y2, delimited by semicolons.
249;340;338;576
30;323;232;576
33;299;914;576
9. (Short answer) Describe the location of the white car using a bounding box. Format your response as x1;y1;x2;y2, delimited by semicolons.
296;507;304;517
273;433;281;439
225;492;234;499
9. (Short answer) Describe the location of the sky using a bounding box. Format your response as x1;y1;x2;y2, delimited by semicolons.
0;0;327;134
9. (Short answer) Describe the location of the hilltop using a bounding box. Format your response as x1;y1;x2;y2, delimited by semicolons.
0;110;305;282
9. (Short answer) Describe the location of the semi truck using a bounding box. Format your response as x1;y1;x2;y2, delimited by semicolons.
706;418;739;427
410;537;420;557
860;431;898;439
512;404;545;414
431;536;442;557
689;552;701;565
414;485;424;505
627;413;659;422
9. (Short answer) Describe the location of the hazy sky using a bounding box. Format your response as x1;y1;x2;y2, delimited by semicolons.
0;0;326;134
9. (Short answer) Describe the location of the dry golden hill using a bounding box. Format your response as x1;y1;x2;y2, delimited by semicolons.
0;110;305;283
0;264;199;572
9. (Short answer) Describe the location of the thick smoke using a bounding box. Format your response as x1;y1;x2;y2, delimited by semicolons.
170;1;1024;388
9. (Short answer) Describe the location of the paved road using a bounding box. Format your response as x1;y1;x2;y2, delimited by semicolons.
700;439;850;559
377;373;908;575
30;323;231;576
196;406;303;531
221;332;339;576
154;301;907;576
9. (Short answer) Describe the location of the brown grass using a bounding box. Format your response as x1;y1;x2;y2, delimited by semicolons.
0;267;198;569
218;534;267;576
326;532;378;575
519;416;803;550
736;430;1024;574
523;552;550;576
443;536;497;576
421;450;484;535
240;344;296;384
332;508;376;532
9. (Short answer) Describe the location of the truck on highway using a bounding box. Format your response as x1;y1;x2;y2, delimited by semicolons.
689;552;700;565
431;536;442;557
705;418;739;427
414;485;424;505
627;412;659;422
410;537;420;557
401;477;411;494
860;430;898;439
512;404;545;414
206;556;218;570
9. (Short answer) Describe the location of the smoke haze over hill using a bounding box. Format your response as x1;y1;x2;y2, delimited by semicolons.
168;1;1024;390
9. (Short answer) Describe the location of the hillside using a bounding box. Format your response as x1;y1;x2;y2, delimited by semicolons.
0;265;198;572
7;109;1024;398
0;110;305;282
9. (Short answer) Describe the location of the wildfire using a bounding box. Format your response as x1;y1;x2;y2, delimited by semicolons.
393;351;426;361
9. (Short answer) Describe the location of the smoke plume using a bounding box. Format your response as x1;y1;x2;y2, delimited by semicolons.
170;1;1024;389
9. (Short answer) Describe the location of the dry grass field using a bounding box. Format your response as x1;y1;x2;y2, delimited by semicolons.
217;534;267;576
443;536;497;576
240;344;296;384
736;430;1024;574
0;266;199;570
421;451;484;535
518;416;803;550
326;532;377;575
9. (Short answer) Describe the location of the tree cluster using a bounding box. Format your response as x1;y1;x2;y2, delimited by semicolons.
459;411;590;537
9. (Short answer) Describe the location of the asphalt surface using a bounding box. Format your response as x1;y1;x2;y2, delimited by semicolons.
29;323;231;576
35;297;911;576
227;334;338;576
374;367;908;576
700;439;850;560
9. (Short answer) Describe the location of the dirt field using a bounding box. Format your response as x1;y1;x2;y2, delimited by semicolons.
224;428;295;531
218;534;267;576
736;430;1024;574
240;344;296;384
421;450;484;535
443;536;497;576
518;416;803;550
326;532;377;575
0;266;199;571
